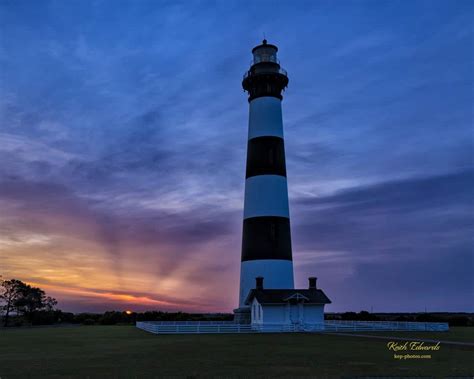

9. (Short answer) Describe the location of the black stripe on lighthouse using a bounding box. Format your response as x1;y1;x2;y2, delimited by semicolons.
241;216;292;261
245;136;287;178
241;132;292;262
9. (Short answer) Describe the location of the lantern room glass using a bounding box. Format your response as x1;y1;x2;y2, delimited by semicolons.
252;46;278;64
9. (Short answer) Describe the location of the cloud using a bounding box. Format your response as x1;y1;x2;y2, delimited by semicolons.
292;170;474;311
0;175;242;311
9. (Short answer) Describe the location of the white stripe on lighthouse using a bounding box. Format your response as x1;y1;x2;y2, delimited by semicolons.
248;97;284;139
243;175;289;219
239;259;294;307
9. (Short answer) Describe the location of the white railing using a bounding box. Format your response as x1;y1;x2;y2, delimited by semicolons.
136;322;255;334
136;320;448;334
141;321;235;325
323;320;449;332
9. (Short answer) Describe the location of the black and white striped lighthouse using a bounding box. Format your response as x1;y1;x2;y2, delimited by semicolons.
235;40;294;319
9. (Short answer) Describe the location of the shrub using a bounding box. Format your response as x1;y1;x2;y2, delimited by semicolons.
82;318;95;325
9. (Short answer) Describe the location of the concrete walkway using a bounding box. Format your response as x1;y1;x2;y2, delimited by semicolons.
322;332;474;347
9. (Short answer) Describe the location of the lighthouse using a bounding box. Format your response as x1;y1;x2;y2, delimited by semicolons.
234;40;295;322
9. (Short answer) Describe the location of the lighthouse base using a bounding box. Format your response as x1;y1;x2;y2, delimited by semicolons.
233;307;251;324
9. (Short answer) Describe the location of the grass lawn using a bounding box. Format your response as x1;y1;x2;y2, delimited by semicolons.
0;325;472;378
340;326;474;343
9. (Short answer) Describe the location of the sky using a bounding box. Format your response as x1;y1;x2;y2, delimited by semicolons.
0;0;472;313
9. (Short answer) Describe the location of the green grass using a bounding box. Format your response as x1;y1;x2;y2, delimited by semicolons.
0;325;472;378
340;326;474;343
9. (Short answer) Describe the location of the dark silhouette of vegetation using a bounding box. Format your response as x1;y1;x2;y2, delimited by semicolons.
1;278;59;327
331;310;380;321
72;311;234;325
0;279;23;327
82;318;96;325
2;279;472;327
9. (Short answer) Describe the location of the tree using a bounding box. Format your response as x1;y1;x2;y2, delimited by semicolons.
15;283;46;321
44;296;58;312
1;279;59;326
0;279;24;327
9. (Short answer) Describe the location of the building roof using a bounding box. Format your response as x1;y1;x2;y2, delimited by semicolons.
244;289;331;305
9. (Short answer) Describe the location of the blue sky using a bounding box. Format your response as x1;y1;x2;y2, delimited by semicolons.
0;0;472;312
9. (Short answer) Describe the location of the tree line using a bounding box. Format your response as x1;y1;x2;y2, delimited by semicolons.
0;278;234;327
73;311;234;326
0;278;58;327
2;278;472;327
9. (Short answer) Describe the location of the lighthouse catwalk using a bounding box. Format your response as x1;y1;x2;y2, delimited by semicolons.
235;40;295;321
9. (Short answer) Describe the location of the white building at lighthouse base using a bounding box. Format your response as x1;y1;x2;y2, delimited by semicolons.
244;277;331;329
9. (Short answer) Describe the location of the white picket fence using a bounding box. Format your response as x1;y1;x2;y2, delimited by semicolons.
322;320;448;332
136;320;448;334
